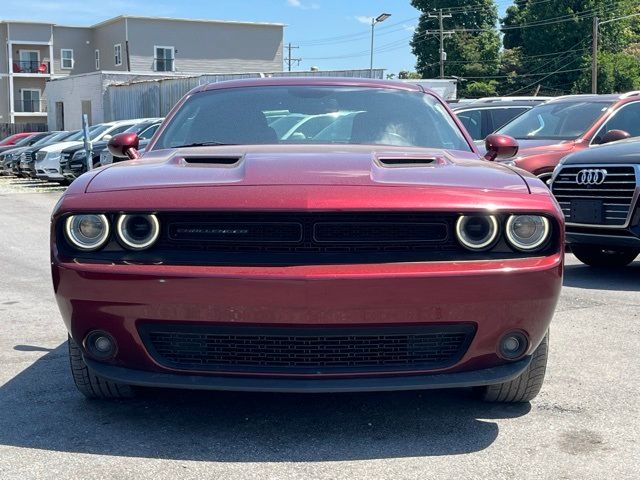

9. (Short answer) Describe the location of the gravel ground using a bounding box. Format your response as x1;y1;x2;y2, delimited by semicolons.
0;179;638;479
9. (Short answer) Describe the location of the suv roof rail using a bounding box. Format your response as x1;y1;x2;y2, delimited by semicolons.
472;96;553;103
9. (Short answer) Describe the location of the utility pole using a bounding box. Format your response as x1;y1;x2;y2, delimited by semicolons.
286;43;301;72
427;9;453;79
591;13;640;94
592;16;599;94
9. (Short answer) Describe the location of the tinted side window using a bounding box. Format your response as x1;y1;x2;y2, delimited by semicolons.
139;124;159;140
456;109;482;140
489;108;528;133
599;102;640;140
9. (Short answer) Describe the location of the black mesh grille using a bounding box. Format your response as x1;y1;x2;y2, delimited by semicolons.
140;324;475;374
158;212;455;254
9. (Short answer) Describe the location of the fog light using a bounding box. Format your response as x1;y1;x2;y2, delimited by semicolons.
498;331;528;360
85;331;117;360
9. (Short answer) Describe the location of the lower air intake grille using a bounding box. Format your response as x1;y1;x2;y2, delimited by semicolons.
140;324;476;374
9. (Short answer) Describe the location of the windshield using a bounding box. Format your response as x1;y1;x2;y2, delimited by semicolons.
154;86;472;151
498;101;611;140
64;125;105;142
32;131;72;147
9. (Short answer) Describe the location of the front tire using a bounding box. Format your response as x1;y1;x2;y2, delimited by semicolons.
571;245;639;267
476;333;548;403
68;336;135;399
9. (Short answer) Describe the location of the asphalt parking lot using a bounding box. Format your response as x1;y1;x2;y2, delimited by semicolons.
0;176;638;480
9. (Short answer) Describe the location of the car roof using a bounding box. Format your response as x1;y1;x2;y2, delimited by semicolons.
451;100;541;110
547;91;640;103
196;77;426;94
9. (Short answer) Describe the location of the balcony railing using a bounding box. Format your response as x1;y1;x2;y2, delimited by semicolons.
15;100;47;113
153;58;174;72
12;61;50;74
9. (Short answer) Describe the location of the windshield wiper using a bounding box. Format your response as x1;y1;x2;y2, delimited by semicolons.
171;141;238;148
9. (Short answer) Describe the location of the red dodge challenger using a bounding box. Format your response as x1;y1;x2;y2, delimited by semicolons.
51;78;563;402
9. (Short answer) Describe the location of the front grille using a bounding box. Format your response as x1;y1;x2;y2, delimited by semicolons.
552;166;637;226
158;212;455;254
59;152;71;170
24;152;33;162
139;324;476;374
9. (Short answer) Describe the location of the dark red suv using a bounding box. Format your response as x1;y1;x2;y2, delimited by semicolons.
496;92;640;182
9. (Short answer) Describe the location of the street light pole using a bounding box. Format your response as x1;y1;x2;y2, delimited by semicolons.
370;13;391;78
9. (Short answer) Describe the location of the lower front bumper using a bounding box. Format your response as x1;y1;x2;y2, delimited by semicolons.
85;355;532;393
566;231;640;248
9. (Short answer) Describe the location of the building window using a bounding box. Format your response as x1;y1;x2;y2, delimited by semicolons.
114;44;122;67
21;89;41;112
154;46;175;72
95;49;100;70
18;50;40;73
61;49;74;69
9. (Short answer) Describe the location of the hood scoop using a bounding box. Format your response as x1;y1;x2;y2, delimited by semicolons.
377;157;436;167
182;156;242;166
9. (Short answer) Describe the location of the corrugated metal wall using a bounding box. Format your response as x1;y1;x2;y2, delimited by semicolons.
104;69;384;121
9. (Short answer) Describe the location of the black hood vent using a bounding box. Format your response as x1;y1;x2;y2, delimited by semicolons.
183;156;241;166
377;157;436;167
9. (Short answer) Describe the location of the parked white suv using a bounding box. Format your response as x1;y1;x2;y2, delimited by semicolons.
35;119;149;183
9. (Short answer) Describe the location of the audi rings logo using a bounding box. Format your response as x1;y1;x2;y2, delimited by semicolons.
576;169;607;185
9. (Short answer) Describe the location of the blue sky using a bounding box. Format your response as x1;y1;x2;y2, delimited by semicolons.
1;0;512;75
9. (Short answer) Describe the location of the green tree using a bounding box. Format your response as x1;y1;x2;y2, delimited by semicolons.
500;0;639;94
410;0;501;96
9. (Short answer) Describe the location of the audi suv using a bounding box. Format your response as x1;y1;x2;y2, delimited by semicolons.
550;138;640;266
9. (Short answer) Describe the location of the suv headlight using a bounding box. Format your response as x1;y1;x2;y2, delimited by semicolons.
64;214;110;251
116;214;160;250
505;215;550;251
455;215;499;251
73;150;87;160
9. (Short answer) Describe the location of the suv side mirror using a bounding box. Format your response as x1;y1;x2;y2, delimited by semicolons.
599;129;630;145
484;134;519;161
108;133;140;160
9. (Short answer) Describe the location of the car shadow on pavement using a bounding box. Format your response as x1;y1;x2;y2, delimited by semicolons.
0;342;530;462
563;262;640;292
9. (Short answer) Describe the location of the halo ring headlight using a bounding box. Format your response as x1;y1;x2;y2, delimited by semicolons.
116;214;160;250
64;214;110;251
506;215;550;251
455;215;499;250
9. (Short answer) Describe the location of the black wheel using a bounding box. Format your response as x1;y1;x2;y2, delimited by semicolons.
571;245;639;267
476;333;548;403
68;335;135;399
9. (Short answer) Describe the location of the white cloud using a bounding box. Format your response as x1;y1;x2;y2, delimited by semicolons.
355;16;373;25
403;24;416;33
287;0;319;9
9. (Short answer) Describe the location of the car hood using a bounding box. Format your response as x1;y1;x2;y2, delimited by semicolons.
0;146;29;156
561;138;640;165
514;139;576;158
85;145;530;193
40;141;83;153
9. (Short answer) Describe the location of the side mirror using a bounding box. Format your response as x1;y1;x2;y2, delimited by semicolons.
484;134;519;161
102;134;112;141
599;129;630;145
108;133;140;160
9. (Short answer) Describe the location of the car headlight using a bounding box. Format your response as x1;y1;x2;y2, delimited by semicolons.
505;215;550;251
64;214;110;251
455;215;499;250
73;150;87;160
116;214;160;250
